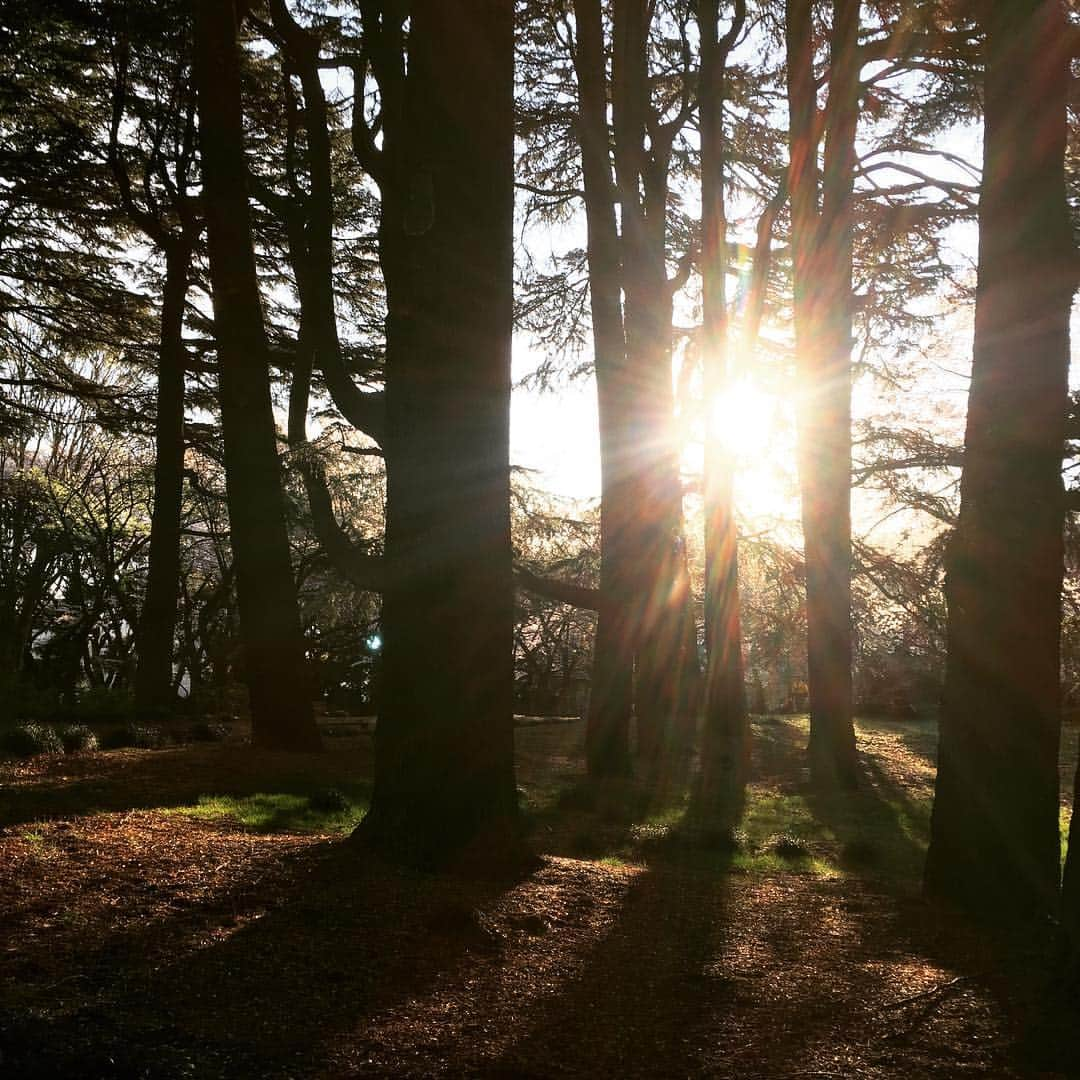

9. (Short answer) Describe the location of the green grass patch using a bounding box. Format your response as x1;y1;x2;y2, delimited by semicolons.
165;786;368;834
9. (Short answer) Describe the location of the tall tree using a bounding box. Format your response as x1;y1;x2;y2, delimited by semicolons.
925;0;1073;922
101;5;205;719
355;0;519;860
192;0;320;751
610;0;700;768
785;0;860;786
572;0;634;776
698;0;748;807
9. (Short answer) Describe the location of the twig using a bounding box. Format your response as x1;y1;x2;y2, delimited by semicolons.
879;974;969;1010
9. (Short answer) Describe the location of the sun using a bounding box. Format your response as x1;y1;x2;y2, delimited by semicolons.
701;374;798;521
709;376;777;460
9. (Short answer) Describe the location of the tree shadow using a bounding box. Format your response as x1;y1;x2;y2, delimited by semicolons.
0;838;533;1079
479;854;732;1077
0;742;374;828
748;716;931;889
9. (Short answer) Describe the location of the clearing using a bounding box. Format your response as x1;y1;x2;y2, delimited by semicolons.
1;715;1077;1078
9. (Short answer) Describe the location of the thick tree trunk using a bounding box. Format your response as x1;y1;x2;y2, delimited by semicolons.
192;0;319;752
785;0;859;786
134;242;190;719
573;0;633;777
611;0;696;770
925;0;1072;923
357;0;518;862
699;0;748;808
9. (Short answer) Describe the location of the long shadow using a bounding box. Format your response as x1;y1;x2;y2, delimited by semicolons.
752;717;931;890
0;839;532;1079
0;743;374;828
523;736;699;863
481;850;732;1077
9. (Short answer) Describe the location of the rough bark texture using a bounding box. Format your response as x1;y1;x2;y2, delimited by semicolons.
134;243;190;718
698;0;748;809
924;0;1072;923
611;0;699;770
192;0;319;752
356;0;518;862
573;0;633;778
785;0;859;787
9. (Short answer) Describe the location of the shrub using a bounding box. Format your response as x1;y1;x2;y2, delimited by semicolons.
768;832;811;859
73;687;134;723
185;720;230;743
308;787;350;813
99;722;169;750
57;723;98;753
0;680;60;724
0;722;63;758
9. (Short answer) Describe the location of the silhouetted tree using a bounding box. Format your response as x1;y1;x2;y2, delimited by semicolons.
785;0;860;786
698;0;748;809
192;0;319;751
354;0;519;860
925;0;1073;924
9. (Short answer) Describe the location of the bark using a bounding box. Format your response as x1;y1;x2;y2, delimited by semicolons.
785;0;859;787
611;0;698;769
699;0;748;808
267;0;386;447
1066;757;1080;973
0;531;54;689
356;0;518;862
192;0;319;752
573;0;634;777
133;241;191;718
925;0;1073;923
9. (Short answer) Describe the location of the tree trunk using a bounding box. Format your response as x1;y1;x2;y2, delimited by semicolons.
611;0;695;771
1065;758;1080;974
925;0;1072;923
699;0;748;809
357;0;518;862
134;242;190;719
192;0;319;752
573;0;633;777
785;0;859;787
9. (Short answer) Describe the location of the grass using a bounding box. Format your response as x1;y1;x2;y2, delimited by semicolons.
165;787;369;834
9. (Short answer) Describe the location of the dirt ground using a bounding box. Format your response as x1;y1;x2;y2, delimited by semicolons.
1;717;1077;1079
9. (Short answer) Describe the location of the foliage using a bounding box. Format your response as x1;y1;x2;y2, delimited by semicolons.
184;720;230;743
98;722;168;751
0;721;63;758
56;723;98;753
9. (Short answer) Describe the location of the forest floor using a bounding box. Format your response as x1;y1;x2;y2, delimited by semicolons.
1;714;1078;1079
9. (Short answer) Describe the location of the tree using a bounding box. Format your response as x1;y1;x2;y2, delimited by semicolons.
354;0;519;860
99;4;205;719
192;0;320;752
698;0;748;808
784;0;860;786
570;0;635;775
924;0;1073;923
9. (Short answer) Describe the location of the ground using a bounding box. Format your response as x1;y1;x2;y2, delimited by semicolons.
1;715;1077;1078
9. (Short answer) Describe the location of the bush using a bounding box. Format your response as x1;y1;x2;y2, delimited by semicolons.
185;720;230;743
0;679;60;724
99;722;169;750
308;787;350;813
57;723;98;753
0;721;63;758
73;687;134;723
767;833;811;859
